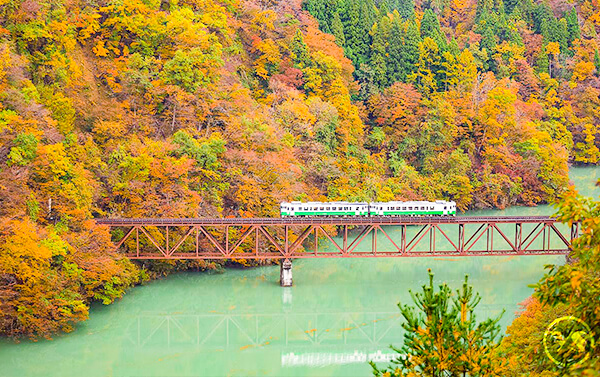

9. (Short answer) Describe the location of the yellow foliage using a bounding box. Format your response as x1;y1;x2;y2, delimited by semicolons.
572;61;596;82
93;40;110;57
545;42;560;56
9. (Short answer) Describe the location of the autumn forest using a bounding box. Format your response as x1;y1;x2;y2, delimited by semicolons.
0;0;599;371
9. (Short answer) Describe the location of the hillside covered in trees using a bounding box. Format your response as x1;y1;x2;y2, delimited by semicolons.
0;0;599;337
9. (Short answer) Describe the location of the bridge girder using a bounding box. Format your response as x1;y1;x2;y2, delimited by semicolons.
98;217;576;259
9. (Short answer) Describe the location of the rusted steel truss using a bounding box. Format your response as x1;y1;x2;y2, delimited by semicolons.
99;217;576;259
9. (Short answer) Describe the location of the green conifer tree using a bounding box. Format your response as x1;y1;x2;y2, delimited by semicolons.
420;9;446;50
370;270;505;376
480;25;497;71
595;50;600;77
358;0;377;64
386;18;406;83
566;7;580;46
396;0;415;19
535;49;549;74
290;30;312;69
504;0;521;15
341;0;364;63
330;11;346;47
398;20;421;82
532;3;553;33
303;0;330;33
448;38;460;55
370;19;390;88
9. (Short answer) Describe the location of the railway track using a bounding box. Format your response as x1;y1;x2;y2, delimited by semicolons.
96;216;559;226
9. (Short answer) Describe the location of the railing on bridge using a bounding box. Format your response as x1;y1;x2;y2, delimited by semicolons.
97;216;576;260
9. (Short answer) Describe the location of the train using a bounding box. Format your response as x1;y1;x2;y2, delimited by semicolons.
280;200;457;217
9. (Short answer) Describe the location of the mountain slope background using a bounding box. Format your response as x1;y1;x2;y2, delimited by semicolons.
0;0;598;337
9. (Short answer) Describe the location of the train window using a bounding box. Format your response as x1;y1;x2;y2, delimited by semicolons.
421;207;425;210
444;206;447;210
402;207;406;210
408;207;412;210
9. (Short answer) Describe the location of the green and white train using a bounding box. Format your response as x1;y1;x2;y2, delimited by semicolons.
280;200;456;217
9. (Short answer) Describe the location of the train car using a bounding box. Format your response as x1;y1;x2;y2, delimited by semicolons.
280;201;369;217
281;200;456;217
369;200;456;216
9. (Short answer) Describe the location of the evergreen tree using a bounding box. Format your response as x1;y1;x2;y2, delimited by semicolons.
480;24;497;71
290;30;312;69
595;50;600;77
504;0;521;15
535;49;549;74
557;18;568;53
386;19;420;84
420;9;446;50
476;0;505;21
396;0;415;19
411;37;442;93
355;63;378;99
448;38;460;55
540;15;568;55
370;270;505;376
359;0;378;63
303;0;330;33
386;18;406;83
566;7;580;46
506;13;524;45
369;19;390;88
330;11;346;46
532;3;553;34
378;0;390;17
341;0;364;64
399;20;421;82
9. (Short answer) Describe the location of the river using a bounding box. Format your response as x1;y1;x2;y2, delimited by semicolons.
1;166;599;377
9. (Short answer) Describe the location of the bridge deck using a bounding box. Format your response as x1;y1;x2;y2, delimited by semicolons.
96;216;557;226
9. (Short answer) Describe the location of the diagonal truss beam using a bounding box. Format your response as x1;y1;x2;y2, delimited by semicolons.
139;226;167;256
317;225;344;254
198;226;227;256
106;218;574;259
258;226;285;255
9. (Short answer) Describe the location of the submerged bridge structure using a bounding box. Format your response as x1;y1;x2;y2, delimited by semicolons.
97;216;577;286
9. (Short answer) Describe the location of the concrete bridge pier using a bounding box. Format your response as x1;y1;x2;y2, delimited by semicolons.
280;259;292;287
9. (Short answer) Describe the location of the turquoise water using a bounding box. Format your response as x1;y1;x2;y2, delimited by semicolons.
1;167;599;377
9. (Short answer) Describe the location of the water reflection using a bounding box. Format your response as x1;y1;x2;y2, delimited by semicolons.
281;350;397;366
125;303;505;365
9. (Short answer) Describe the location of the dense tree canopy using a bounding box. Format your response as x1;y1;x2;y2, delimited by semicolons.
0;0;599;338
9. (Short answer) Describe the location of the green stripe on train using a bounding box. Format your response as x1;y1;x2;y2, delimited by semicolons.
381;211;445;215
281;211;455;216
281;211;368;216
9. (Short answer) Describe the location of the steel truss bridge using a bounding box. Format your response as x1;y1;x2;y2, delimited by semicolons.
98;216;576;259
